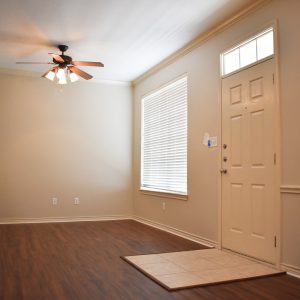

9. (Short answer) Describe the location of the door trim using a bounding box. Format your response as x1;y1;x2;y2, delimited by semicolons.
218;20;281;267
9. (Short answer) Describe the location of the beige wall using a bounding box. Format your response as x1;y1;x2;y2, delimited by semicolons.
282;192;300;269
0;72;133;219
133;0;300;268
0;0;299;272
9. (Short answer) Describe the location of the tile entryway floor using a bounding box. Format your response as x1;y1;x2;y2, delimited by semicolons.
123;249;284;290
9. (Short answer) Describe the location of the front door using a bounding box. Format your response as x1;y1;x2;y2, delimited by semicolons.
221;58;277;263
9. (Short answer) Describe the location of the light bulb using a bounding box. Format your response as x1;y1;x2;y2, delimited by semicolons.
45;70;55;81
56;68;65;80
69;72;79;82
58;76;67;85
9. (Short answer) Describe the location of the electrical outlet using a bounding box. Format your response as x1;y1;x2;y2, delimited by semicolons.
162;202;166;211
74;197;80;205
52;197;58;205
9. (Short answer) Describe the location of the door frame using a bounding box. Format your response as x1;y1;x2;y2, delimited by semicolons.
217;20;282;267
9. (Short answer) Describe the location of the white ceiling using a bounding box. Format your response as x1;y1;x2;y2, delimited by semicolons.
0;0;254;83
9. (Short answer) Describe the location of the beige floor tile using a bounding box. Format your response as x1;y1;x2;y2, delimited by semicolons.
172;257;221;271
156;272;202;289
193;267;243;282
206;254;254;267
234;264;279;277
194;249;232;258
124;249;283;290
127;254;167;265
159;250;204;261
140;261;186;276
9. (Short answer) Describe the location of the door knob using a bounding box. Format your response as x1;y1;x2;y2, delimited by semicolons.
220;169;227;174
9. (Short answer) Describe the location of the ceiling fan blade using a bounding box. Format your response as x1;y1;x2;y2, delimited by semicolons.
49;53;65;63
71;61;104;67
16;62;54;64
69;66;93;80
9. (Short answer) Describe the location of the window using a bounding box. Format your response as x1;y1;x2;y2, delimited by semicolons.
222;28;274;76
141;76;187;195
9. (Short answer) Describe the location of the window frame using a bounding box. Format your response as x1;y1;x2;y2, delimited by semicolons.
139;74;188;200
221;27;275;77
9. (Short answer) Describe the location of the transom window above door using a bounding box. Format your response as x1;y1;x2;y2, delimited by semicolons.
221;27;274;76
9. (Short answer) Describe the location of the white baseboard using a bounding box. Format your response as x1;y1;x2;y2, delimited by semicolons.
280;185;300;194
281;263;300;278
0;214;217;248
133;215;217;248
2;214;299;276
0;215;132;224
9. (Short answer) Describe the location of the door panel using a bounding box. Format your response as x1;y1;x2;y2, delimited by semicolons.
230;183;244;233
250;184;266;238
221;59;276;263
250;109;265;166
230;115;243;166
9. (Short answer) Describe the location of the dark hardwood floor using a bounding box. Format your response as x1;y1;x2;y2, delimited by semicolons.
0;220;299;300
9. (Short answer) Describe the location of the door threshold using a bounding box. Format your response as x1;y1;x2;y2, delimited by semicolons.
221;247;276;268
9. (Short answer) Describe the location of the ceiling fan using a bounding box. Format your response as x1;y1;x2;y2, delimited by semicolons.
16;44;104;84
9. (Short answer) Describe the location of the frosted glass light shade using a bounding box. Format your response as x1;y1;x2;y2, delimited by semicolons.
45;70;55;81
70;72;79;82
56;68;66;80
58;77;67;84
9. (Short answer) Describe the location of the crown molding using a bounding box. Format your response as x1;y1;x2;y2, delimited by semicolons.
0;68;131;87
132;0;271;86
92;78;132;87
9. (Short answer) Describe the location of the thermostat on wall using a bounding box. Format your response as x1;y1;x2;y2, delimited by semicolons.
203;133;217;148
209;136;217;147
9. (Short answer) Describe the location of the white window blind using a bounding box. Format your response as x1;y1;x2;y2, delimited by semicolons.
141;76;187;195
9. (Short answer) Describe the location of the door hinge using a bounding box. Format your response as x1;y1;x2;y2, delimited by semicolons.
273;73;275;84
274;153;277;165
274;236;277;248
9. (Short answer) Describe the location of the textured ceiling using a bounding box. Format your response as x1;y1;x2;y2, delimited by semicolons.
0;0;254;82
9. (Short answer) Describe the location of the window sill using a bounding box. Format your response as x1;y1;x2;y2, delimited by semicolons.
139;188;188;201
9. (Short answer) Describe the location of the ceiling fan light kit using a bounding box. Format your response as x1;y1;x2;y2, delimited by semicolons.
45;68;56;81
69;71;79;83
16;44;104;84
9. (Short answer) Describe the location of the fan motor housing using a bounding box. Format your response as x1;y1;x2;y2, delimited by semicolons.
53;45;72;66
53;55;72;66
58;44;69;53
